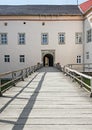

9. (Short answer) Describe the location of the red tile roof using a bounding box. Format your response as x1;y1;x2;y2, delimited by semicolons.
80;0;92;13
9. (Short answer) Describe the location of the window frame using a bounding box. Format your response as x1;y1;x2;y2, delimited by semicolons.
19;55;25;63
58;32;65;44
86;52;89;60
18;33;25;45
87;29;92;43
0;33;8;45
75;32;82;44
77;55;81;64
41;33;48;45
4;55;10;62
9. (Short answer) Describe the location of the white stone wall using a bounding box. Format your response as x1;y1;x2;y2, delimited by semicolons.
0;16;83;73
84;12;92;64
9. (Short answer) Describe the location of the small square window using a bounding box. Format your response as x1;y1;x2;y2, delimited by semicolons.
20;55;25;62
4;55;10;62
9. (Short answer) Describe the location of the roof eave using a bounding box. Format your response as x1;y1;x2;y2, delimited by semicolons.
83;6;92;15
0;14;82;16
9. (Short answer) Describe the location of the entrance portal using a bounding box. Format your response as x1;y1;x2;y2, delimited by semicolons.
43;54;53;67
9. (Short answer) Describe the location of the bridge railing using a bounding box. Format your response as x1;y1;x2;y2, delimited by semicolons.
0;63;43;96
55;63;62;71
64;66;92;97
66;63;92;72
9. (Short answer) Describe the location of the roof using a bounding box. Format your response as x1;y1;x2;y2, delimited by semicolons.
80;0;92;13
0;5;82;16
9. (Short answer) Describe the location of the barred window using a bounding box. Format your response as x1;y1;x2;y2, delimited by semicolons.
41;33;48;45
58;33;65;44
18;33;25;44
75;33;82;44
20;55;25;62
87;29;92;43
77;56;81;63
86;52;89;59
4;55;10;62
0;33;7;44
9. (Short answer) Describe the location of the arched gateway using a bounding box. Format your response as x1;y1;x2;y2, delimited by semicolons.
43;54;53;66
41;50;55;67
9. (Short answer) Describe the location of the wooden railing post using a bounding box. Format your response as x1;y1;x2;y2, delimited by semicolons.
32;66;34;73
0;78;2;96
28;67;31;75
25;68;28;78
63;66;65;74
72;72;75;82
12;72;16;86
80;75;83;88
21;70;24;81
30;67;32;75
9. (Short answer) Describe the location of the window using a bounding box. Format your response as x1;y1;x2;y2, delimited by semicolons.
41;33;48;45
86;52;89;59
18;33;25;44
0;33;7;44
87;29;92;43
20;55;25;62
77;56;81;63
4;55;10;62
58;33;65;44
75;33;82;44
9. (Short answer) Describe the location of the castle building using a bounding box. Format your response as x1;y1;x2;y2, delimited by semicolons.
0;0;92;73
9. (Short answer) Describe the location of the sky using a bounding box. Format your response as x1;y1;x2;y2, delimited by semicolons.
0;0;86;5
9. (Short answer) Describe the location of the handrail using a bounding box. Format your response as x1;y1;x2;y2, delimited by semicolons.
0;63;43;96
66;63;92;72
64;66;92;97
54;63;62;71
55;63;92;97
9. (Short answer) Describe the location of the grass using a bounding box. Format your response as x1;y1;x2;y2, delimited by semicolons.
83;77;90;86
1;79;12;92
82;77;91;91
74;75;91;92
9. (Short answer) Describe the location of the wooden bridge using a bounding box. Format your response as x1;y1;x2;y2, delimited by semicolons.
0;66;92;130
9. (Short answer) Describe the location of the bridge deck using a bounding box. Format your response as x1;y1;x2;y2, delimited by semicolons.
0;67;92;130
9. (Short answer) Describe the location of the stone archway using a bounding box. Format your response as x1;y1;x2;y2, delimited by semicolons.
43;54;53;66
41;50;55;67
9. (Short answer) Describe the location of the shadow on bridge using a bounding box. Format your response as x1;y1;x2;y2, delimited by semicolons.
1;67;92;130
13;72;46;130
0;70;46;129
0;73;39;113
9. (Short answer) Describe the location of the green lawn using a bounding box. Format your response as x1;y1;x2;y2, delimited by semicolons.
82;77;91;91
1;79;12;92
